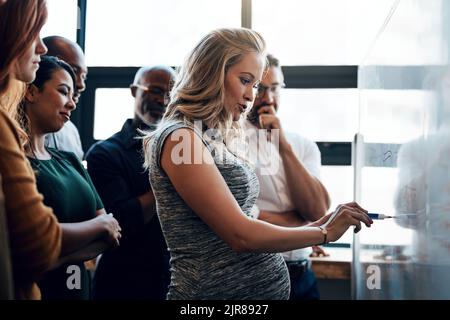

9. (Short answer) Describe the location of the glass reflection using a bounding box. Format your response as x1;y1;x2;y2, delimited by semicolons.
354;0;450;299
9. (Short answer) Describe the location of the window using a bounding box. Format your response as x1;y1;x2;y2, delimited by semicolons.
41;0;78;42
94;88;134;140
85;0;241;66
360;89;431;144
252;0;397;65
277;89;359;142
359;0;445;65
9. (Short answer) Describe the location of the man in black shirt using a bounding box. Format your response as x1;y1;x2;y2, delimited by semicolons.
86;66;175;299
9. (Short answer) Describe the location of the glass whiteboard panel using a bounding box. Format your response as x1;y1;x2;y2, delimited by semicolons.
354;0;450;299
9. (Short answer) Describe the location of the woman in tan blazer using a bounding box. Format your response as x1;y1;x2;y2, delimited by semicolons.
0;0;61;300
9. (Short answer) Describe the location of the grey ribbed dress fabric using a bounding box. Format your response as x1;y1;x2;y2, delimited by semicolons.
148;121;290;300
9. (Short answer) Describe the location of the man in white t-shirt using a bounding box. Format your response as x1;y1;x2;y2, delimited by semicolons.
244;54;330;300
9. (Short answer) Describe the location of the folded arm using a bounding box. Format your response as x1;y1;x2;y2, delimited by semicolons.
258;210;308;228
280;144;330;221
51;239;111;269
59;209;120;256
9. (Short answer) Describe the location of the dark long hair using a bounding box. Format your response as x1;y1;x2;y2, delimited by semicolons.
19;56;76;141
31;56;76;91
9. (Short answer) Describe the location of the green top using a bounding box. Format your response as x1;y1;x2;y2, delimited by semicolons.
28;148;103;300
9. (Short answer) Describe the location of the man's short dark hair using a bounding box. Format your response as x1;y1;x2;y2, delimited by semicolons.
267;54;280;68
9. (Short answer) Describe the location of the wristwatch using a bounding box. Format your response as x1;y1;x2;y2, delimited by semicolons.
318;226;328;244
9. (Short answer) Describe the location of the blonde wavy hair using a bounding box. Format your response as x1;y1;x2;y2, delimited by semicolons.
143;28;267;164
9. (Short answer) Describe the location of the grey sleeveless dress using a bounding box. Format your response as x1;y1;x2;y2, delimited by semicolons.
147;121;290;300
